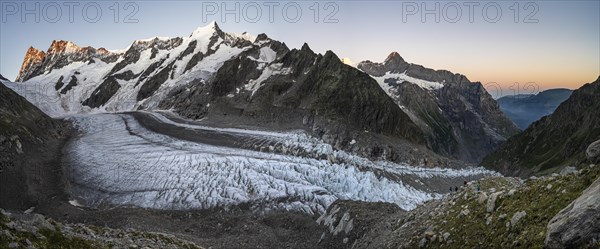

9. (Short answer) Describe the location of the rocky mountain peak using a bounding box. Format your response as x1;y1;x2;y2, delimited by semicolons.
47;40;82;54
300;43;313;53
385;51;405;64
357;52;519;162
16;46;46;82
254;33;271;44
96;47;112;55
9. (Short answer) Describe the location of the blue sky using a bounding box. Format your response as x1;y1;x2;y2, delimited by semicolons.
1;1;598;94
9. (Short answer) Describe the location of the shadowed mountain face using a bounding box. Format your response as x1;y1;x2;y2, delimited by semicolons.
483;77;600;177
0;81;66;210
13;22;459;166
497;89;573;130
358;53;520;163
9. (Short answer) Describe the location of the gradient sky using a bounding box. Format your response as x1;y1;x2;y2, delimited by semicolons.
1;1;598;97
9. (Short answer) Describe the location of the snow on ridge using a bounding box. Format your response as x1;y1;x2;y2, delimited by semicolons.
245;63;292;96
372;71;444;92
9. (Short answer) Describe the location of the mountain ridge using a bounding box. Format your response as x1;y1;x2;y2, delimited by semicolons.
358;52;520;163
483;76;600;176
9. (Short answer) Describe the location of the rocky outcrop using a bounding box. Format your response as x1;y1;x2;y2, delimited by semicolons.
16;41;121;82
483;76;600;176
316;200;404;248
82;77;121;108
0;74;8;82
586;140;600;163
16;47;46;82
545;175;600;248
320;164;598;248
358;52;519;163
0;209;202;248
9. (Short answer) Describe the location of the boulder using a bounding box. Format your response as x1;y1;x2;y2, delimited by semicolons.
510;211;526;227
545;176;600;248
487;192;502;213
559;167;577;176
586;140;600;163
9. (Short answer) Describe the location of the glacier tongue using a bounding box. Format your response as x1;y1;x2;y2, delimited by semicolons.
64;113;497;214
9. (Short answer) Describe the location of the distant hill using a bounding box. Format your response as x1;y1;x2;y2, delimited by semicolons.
498;89;573;130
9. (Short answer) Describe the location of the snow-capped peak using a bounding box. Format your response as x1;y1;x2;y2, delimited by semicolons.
230;31;255;43
134;36;172;44
190;21;222;39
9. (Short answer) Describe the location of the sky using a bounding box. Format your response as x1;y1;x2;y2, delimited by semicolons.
1;1;598;97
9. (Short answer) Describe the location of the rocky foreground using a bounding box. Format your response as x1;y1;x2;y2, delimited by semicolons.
0;209;201;249
317;164;600;248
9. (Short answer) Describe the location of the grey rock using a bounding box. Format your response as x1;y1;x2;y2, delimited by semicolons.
545;176;600;248
586;140;600;163
419;237;427;248
443;232;450;241
510;211;526;227
560;166;578;176
8;242;19;248
487;192;502;213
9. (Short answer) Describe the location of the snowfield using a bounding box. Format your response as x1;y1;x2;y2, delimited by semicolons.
64;112;498;214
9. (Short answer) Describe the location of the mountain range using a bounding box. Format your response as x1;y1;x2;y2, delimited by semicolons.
12;22;519;165
497;89;572;130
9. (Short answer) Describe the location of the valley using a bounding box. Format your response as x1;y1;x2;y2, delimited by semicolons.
1;18;599;248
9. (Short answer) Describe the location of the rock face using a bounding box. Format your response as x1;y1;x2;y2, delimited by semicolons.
315;200;405;248
16;41;120;82
497;88;572;130
0;82;66;210
586;140;600;163
0;74;8;82
545;176;600;248
483;76;600;176
358;52;519;163
14;22;461;166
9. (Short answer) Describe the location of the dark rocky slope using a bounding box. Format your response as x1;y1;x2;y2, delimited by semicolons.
482;76;600;177
497;88;572;130
358;53;519;163
0;82;68;210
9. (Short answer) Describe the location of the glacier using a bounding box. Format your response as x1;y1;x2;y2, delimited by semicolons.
63;112;498;214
